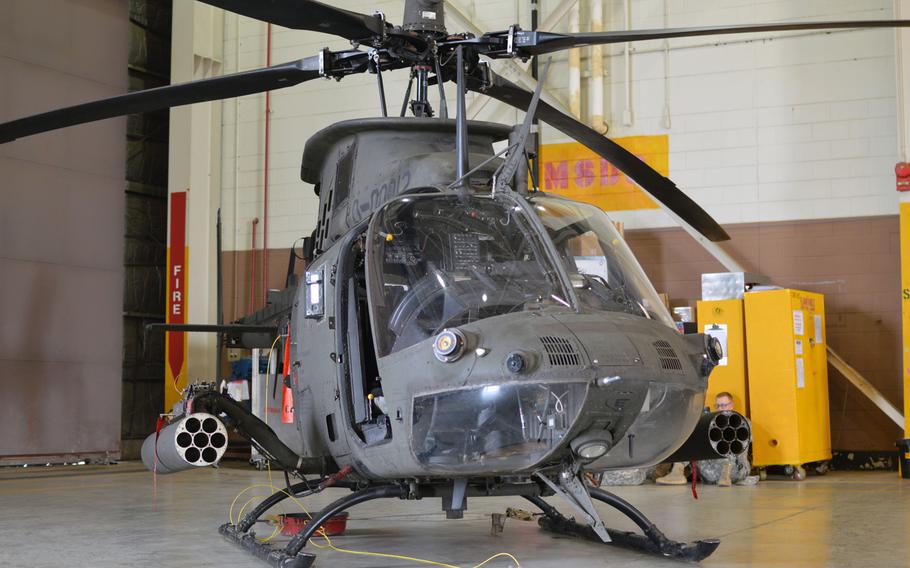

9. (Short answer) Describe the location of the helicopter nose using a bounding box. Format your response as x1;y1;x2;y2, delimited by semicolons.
546;312;713;468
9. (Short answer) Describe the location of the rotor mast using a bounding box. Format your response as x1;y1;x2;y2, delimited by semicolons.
402;0;447;118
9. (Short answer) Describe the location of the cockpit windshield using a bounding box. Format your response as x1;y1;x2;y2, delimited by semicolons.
368;194;571;357
530;196;675;327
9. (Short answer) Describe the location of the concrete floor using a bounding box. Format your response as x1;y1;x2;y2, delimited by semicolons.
0;463;907;568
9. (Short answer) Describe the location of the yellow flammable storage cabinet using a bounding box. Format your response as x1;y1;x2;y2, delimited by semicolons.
696;299;749;415
744;289;831;467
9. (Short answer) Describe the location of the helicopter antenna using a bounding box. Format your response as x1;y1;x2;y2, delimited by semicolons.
493;58;551;195
454;46;469;187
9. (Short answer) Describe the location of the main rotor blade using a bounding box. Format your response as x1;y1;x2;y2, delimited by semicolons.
512;19;910;55
467;69;730;242
0;54;346;144
198;0;387;41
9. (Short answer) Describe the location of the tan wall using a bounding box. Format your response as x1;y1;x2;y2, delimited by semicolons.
0;0;128;461
626;216;902;451
221;248;304;323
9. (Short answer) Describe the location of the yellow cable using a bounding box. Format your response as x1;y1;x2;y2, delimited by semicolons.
235;491;285;543
263;334;283;524
472;552;522;568
236;495;261;520
263;332;282;431
259;517;283;543
229;483;285;525
318;542;458;568
259;502;285;543
317;531;520;568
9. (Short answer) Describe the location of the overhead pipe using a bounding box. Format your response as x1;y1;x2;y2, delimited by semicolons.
249;217;259;314
232;12;242;321
568;2;581;119
622;0;633;125
588;0;607;134
530;0;540;187
262;22;273;309
662;0;671;128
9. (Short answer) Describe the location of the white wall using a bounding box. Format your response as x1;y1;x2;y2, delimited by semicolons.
217;0;900;250
606;0;900;230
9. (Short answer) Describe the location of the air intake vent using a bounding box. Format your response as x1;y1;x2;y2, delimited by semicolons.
540;336;581;366
653;340;683;372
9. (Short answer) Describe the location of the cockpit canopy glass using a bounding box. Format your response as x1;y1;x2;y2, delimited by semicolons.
368;194;570;357
530;196;675;327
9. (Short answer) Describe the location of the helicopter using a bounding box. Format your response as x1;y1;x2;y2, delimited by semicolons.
2;1;909;566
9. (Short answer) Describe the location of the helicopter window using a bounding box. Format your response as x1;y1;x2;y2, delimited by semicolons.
343;235;390;445
530;197;675;327
368;194;570;357
332;148;355;206
411;382;587;472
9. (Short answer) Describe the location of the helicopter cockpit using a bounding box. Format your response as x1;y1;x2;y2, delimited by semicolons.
367;192;675;357
529;196;675;327
354;190;704;474
368;193;569;356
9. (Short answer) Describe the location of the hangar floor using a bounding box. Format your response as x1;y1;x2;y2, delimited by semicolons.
0;462;906;568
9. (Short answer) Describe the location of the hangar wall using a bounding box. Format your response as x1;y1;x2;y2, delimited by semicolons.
0;0;128;462
627;217;902;450
200;0;904;449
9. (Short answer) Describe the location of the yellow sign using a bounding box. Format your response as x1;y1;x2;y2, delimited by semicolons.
538;135;668;211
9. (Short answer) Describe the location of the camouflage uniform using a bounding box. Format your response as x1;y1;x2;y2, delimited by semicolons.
597;467;656;486
697;453;751;484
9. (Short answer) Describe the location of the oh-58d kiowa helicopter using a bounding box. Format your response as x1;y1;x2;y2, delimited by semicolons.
2;2;908;566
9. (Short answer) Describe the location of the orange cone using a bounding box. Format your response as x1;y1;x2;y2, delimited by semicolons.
281;384;294;424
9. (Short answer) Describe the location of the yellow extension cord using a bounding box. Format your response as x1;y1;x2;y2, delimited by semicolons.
226;336;522;567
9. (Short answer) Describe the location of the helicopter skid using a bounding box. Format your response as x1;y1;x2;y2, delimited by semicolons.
536;512;720;562
220;484;408;568
219;523;316;568
218;480;717;566
525;491;720;562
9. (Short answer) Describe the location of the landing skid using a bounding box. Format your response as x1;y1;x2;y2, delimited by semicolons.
525;488;720;562
220;483;407;568
218;481;718;566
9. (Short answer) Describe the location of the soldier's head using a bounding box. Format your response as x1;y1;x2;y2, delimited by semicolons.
715;392;734;411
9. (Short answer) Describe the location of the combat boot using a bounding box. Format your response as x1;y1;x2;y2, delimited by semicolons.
656;462;687;485
718;461;733;486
